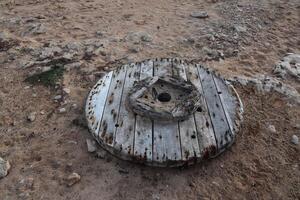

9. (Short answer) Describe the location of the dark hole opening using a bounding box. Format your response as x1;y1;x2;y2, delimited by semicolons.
157;92;171;102
196;107;203;112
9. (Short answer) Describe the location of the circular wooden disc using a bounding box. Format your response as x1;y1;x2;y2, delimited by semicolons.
85;58;243;167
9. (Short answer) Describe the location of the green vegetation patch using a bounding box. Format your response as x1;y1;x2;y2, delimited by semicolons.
25;65;65;87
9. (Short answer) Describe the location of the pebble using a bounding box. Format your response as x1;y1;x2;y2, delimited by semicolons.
96;150;106;159
234;25;247;33
268;125;276;133
291;135;299;145
0;157;10;178
125;32;153;43
63;88;71;94
58;108;66;113
66;173;81;186
86;139;97;153
54;95;62;100
27;112;36;122
191;11;209;19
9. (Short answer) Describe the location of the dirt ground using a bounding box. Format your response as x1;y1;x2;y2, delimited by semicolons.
0;0;299;199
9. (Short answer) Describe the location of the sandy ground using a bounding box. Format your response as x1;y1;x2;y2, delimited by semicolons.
0;0;299;199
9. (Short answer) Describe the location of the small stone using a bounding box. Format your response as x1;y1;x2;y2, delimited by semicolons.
125;32;153;43
58;108;66;113
24;86;31;89
86;139;97;153
63;88;71;94
268;125;276;133
27;112;36;122
140;34;152;42
234;25;247;33
291;135;299;145
32;93;37;97
0;157;10;178
191;11;209;19
66;173;81;186
96;150;106;159
118;168;129;174
17;177;34;191
54;95;62;100
95;31;103;37
40;111;45;115
86;74;95;82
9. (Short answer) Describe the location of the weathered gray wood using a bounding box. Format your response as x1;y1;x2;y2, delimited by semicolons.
134;60;154;162
172;59;201;161
86;71;113;138
187;64;217;158
213;77;236;133
86;58;242;167
114;63;141;157
153;58;182;163
98;65;127;146
197;65;232;151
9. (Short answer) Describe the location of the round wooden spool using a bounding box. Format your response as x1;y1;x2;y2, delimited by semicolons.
85;58;243;167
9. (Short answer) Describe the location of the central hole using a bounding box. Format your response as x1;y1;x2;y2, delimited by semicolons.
157;92;171;102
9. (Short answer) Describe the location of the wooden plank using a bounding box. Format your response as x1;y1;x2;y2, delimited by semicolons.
98;65;127;146
134;60;153;162
114;63;141;157
197;65;233;151
153;58;182;163
187;64;217;158
213;77;237;133
172;59;201;161
86;71;113;138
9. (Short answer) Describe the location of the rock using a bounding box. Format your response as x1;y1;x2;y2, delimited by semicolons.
54;95;62;100
118;168;129;174
291;135;299;145
190;11;209;18
86;74;96;82
273;54;300;80
63;88;71;94
27;112;36;122
17;177;34;191
64;62;83;71
38;46;63;60
234;25;247;33
0;157;10;178
66;173;81;186
58;108;66;113
95;31;103;37
23;23;47;36
141;34;152;42
86;139;97;153
268;125;276;133
96;150;106;159
124;32;153;44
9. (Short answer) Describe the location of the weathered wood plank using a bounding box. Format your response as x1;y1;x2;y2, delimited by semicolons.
86;71;113;138
134;60;154;162
98;65;127;146
187;64;217;158
172;59;201;162
153;58;182;163
197;65;233;151
213;77;237;133
114;63;141;157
